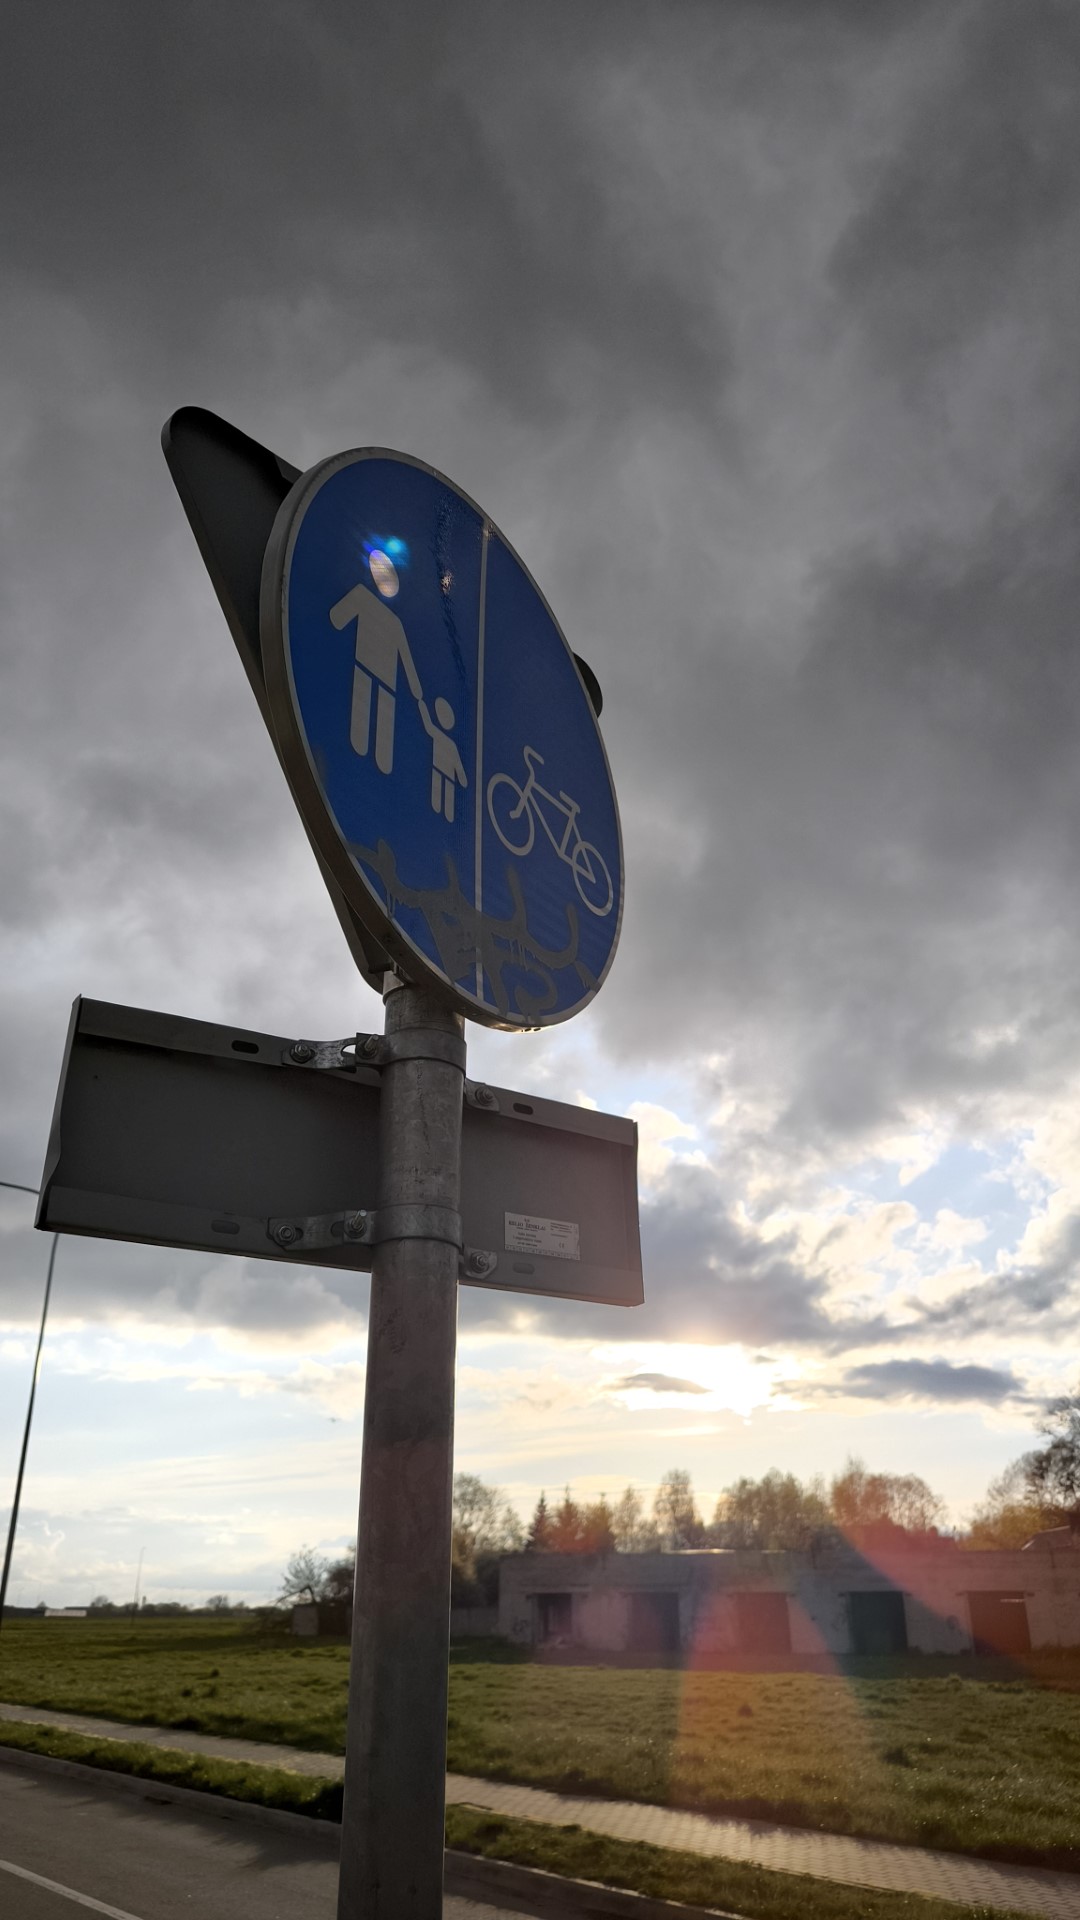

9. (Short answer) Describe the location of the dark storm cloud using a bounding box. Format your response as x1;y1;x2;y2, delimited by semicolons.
838;1357;1024;1405
4;0;1080;1369
831;1;1080;368
594;0;1080;1143
1;2;728;425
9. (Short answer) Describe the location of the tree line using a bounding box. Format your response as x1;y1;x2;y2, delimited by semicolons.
517;1458;947;1560
283;1404;1080;1611
85;1397;1080;1622
510;1397;1080;1559
108;1400;1080;1619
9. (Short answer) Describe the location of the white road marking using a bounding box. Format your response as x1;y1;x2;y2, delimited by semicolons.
0;1856;145;1919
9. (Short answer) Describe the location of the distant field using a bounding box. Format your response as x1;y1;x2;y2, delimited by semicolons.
2;1618;1080;1861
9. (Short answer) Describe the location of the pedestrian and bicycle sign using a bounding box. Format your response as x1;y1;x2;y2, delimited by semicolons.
70;407;642;1918
261;450;623;1027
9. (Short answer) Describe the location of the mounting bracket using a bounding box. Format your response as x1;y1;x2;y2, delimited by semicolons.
283;1029;467;1073
266;1203;467;1254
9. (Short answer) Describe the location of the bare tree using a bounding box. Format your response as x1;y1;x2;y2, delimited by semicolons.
1026;1394;1080;1513
653;1468;703;1549
829;1458;944;1534
452;1473;522;1559
611;1485;660;1551
714;1470;829;1549
277;1546;329;1607
451;1474;523;1603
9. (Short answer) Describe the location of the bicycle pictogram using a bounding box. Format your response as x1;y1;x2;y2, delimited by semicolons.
487;746;614;917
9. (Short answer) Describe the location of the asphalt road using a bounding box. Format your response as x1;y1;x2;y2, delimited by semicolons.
0;1761;526;1919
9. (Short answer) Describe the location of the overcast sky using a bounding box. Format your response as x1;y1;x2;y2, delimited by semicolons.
3;0;1080;1605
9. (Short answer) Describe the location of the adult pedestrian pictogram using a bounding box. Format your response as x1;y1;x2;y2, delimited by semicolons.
330;566;423;776
261;448;623;1027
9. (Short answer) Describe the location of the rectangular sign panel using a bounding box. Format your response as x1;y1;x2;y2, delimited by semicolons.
37;999;642;1307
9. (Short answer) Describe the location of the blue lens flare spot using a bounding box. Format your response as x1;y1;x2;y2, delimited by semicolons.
368;549;400;598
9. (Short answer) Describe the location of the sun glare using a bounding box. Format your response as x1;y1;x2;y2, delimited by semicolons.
603;1341;792;1417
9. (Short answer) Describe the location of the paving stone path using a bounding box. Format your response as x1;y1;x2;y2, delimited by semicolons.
2;1701;1078;1918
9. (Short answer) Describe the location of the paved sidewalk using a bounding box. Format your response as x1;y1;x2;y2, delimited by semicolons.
2;1700;1079;1918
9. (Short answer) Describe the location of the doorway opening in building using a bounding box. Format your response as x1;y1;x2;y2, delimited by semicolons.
968;1591;1030;1656
848;1589;907;1654
735;1590;791;1654
536;1592;573;1644
628;1591;680;1653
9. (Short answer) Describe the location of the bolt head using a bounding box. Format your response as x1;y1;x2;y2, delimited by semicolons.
360;1035;380;1057
274;1223;301;1247
290;1041;315;1063
344;1211;369;1240
474;1085;495;1107
467;1250;492;1274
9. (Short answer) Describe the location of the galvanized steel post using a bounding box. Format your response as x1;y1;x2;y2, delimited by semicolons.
337;977;465;1919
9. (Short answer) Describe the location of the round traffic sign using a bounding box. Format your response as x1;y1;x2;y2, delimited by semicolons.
261;451;622;1028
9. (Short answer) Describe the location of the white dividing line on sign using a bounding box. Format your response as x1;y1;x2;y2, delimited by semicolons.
504;1212;580;1261
0;1856;146;1920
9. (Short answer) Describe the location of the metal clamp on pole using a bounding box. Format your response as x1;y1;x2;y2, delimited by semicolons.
371;1203;462;1247
282;1037;359;1070
284;1029;467;1073
267;1204;462;1253
356;1028;467;1071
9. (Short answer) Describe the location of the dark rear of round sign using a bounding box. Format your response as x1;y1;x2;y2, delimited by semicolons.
261;450;623;1028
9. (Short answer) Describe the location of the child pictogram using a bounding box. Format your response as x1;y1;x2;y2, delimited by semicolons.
419;697;468;823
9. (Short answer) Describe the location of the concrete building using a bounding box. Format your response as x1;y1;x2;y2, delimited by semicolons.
499;1541;1080;1658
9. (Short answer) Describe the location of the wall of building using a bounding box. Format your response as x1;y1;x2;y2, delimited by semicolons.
450;1605;499;1637
498;1545;1080;1656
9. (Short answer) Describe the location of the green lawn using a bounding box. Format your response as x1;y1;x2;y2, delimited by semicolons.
2;1619;1079;1862
0;1618;350;1750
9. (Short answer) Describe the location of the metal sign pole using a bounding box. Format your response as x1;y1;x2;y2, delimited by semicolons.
337;976;465;1920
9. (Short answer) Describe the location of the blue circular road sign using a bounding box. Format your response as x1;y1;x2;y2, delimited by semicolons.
261;451;622;1028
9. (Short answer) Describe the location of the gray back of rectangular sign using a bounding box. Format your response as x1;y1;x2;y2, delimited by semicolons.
38;999;642;1308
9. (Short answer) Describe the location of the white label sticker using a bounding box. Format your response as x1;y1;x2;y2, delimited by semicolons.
504;1212;581;1261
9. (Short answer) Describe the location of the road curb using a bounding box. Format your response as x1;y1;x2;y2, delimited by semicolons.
444;1849;741;1918
0;1738;340;1843
0;1740;742;1918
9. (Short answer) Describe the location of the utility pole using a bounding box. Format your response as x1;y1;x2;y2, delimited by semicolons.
0;1180;57;1635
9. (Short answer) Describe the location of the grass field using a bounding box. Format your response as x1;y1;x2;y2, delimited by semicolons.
0;1719;1031;1920
2;1619;1079;1862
